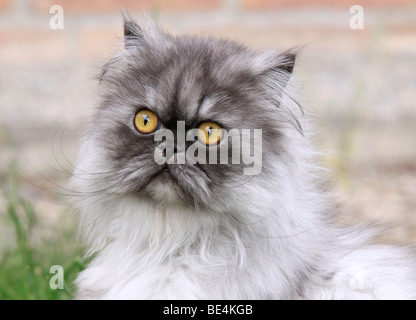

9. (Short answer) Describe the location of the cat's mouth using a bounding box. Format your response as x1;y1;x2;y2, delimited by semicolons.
143;163;210;206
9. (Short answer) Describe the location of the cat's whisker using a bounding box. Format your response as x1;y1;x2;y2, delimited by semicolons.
64;177;130;209
50;120;78;176
34;141;72;177
0;153;87;203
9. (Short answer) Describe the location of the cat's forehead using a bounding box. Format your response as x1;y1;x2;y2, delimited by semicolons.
134;37;256;125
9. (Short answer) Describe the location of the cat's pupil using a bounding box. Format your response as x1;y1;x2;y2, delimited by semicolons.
208;127;213;137
144;115;149;126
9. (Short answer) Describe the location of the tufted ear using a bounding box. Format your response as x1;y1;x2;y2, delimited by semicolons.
255;46;302;101
274;48;297;76
268;47;300;89
121;9;145;48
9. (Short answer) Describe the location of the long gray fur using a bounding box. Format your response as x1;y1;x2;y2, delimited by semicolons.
71;13;416;299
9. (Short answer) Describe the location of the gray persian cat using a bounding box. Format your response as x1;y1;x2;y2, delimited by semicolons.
71;14;416;299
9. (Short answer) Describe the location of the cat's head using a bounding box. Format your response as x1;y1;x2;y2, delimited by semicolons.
74;14;304;214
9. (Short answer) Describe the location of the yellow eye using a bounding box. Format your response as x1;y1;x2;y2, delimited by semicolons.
198;122;223;145
134;110;159;134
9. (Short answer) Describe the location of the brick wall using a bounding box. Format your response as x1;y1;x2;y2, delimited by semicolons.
242;0;416;9
1;0;416;15
1;0;415;63
33;0;223;13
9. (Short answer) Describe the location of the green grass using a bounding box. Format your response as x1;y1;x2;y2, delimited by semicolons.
0;168;84;300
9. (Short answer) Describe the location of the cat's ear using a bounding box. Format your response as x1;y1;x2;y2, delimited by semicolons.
261;47;301;91
274;48;297;77
121;9;145;48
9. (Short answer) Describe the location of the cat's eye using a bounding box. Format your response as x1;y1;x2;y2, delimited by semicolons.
134;109;159;134
198;122;223;145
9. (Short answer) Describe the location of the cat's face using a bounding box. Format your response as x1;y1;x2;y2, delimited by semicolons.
79;16;300;212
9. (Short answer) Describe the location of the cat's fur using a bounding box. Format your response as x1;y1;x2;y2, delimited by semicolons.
71;14;416;299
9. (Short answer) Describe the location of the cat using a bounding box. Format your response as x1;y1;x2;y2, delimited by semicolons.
71;13;416;299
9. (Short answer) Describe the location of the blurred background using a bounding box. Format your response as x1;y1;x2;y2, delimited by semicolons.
0;0;415;299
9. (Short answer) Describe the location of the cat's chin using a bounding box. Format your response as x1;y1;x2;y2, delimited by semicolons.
143;170;189;206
